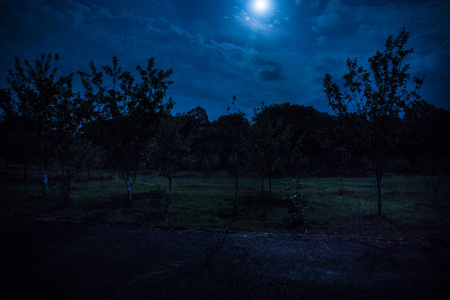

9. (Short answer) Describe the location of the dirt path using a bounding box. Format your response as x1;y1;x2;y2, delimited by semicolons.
1;215;448;299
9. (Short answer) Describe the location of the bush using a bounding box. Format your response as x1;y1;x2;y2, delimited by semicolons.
147;184;172;214
282;179;308;226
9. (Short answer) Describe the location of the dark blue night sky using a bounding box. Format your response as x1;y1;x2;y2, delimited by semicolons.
1;0;449;120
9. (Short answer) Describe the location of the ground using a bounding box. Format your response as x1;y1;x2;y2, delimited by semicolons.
1;215;449;299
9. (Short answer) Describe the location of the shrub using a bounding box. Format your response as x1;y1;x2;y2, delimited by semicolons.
282;179;308;226
147;184;172;214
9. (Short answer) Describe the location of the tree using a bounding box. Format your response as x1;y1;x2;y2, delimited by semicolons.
79;55;173;205
213;99;249;212
402;102;450;202
54;92;88;185
3;54;77;196
177;106;215;174
178;106;210;138
403;101;450;174
323;28;424;216
0;88;15;173
253;103;336;175
149;115;191;191
190;125;221;176
247;103;291;198
71;137;102;178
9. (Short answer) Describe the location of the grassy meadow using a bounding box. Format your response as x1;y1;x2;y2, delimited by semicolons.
1;166;449;240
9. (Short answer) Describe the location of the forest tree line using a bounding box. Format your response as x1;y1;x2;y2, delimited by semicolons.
1;29;450;211
1;55;449;186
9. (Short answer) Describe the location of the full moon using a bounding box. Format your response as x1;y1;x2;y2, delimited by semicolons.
253;0;270;14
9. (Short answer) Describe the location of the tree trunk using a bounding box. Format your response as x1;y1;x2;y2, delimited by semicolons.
268;175;272;199
168;176;173;192
234;169;239;212
376;169;382;216
260;175;265;198
61;164;65;180
43;170;48;196
126;181;132;206
66;168;74;192
23;162;27;180
121;169;136;207
432;172;442;203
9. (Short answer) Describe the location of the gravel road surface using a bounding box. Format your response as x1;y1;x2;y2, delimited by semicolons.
1;215;449;299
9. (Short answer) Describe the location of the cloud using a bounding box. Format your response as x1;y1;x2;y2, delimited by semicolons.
312;0;349;30
253;56;280;68
251;56;284;81
317;36;329;46
259;68;284;81
1;0;448;120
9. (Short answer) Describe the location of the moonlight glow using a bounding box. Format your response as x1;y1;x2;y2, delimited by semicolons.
253;0;270;14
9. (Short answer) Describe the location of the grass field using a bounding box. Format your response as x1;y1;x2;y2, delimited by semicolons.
1;167;449;240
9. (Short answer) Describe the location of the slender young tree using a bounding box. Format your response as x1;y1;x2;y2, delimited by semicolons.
323;28;424;216
4;54;76;196
149;115;190;191
213;99;249;212
247;103;291;198
79;55;173;205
